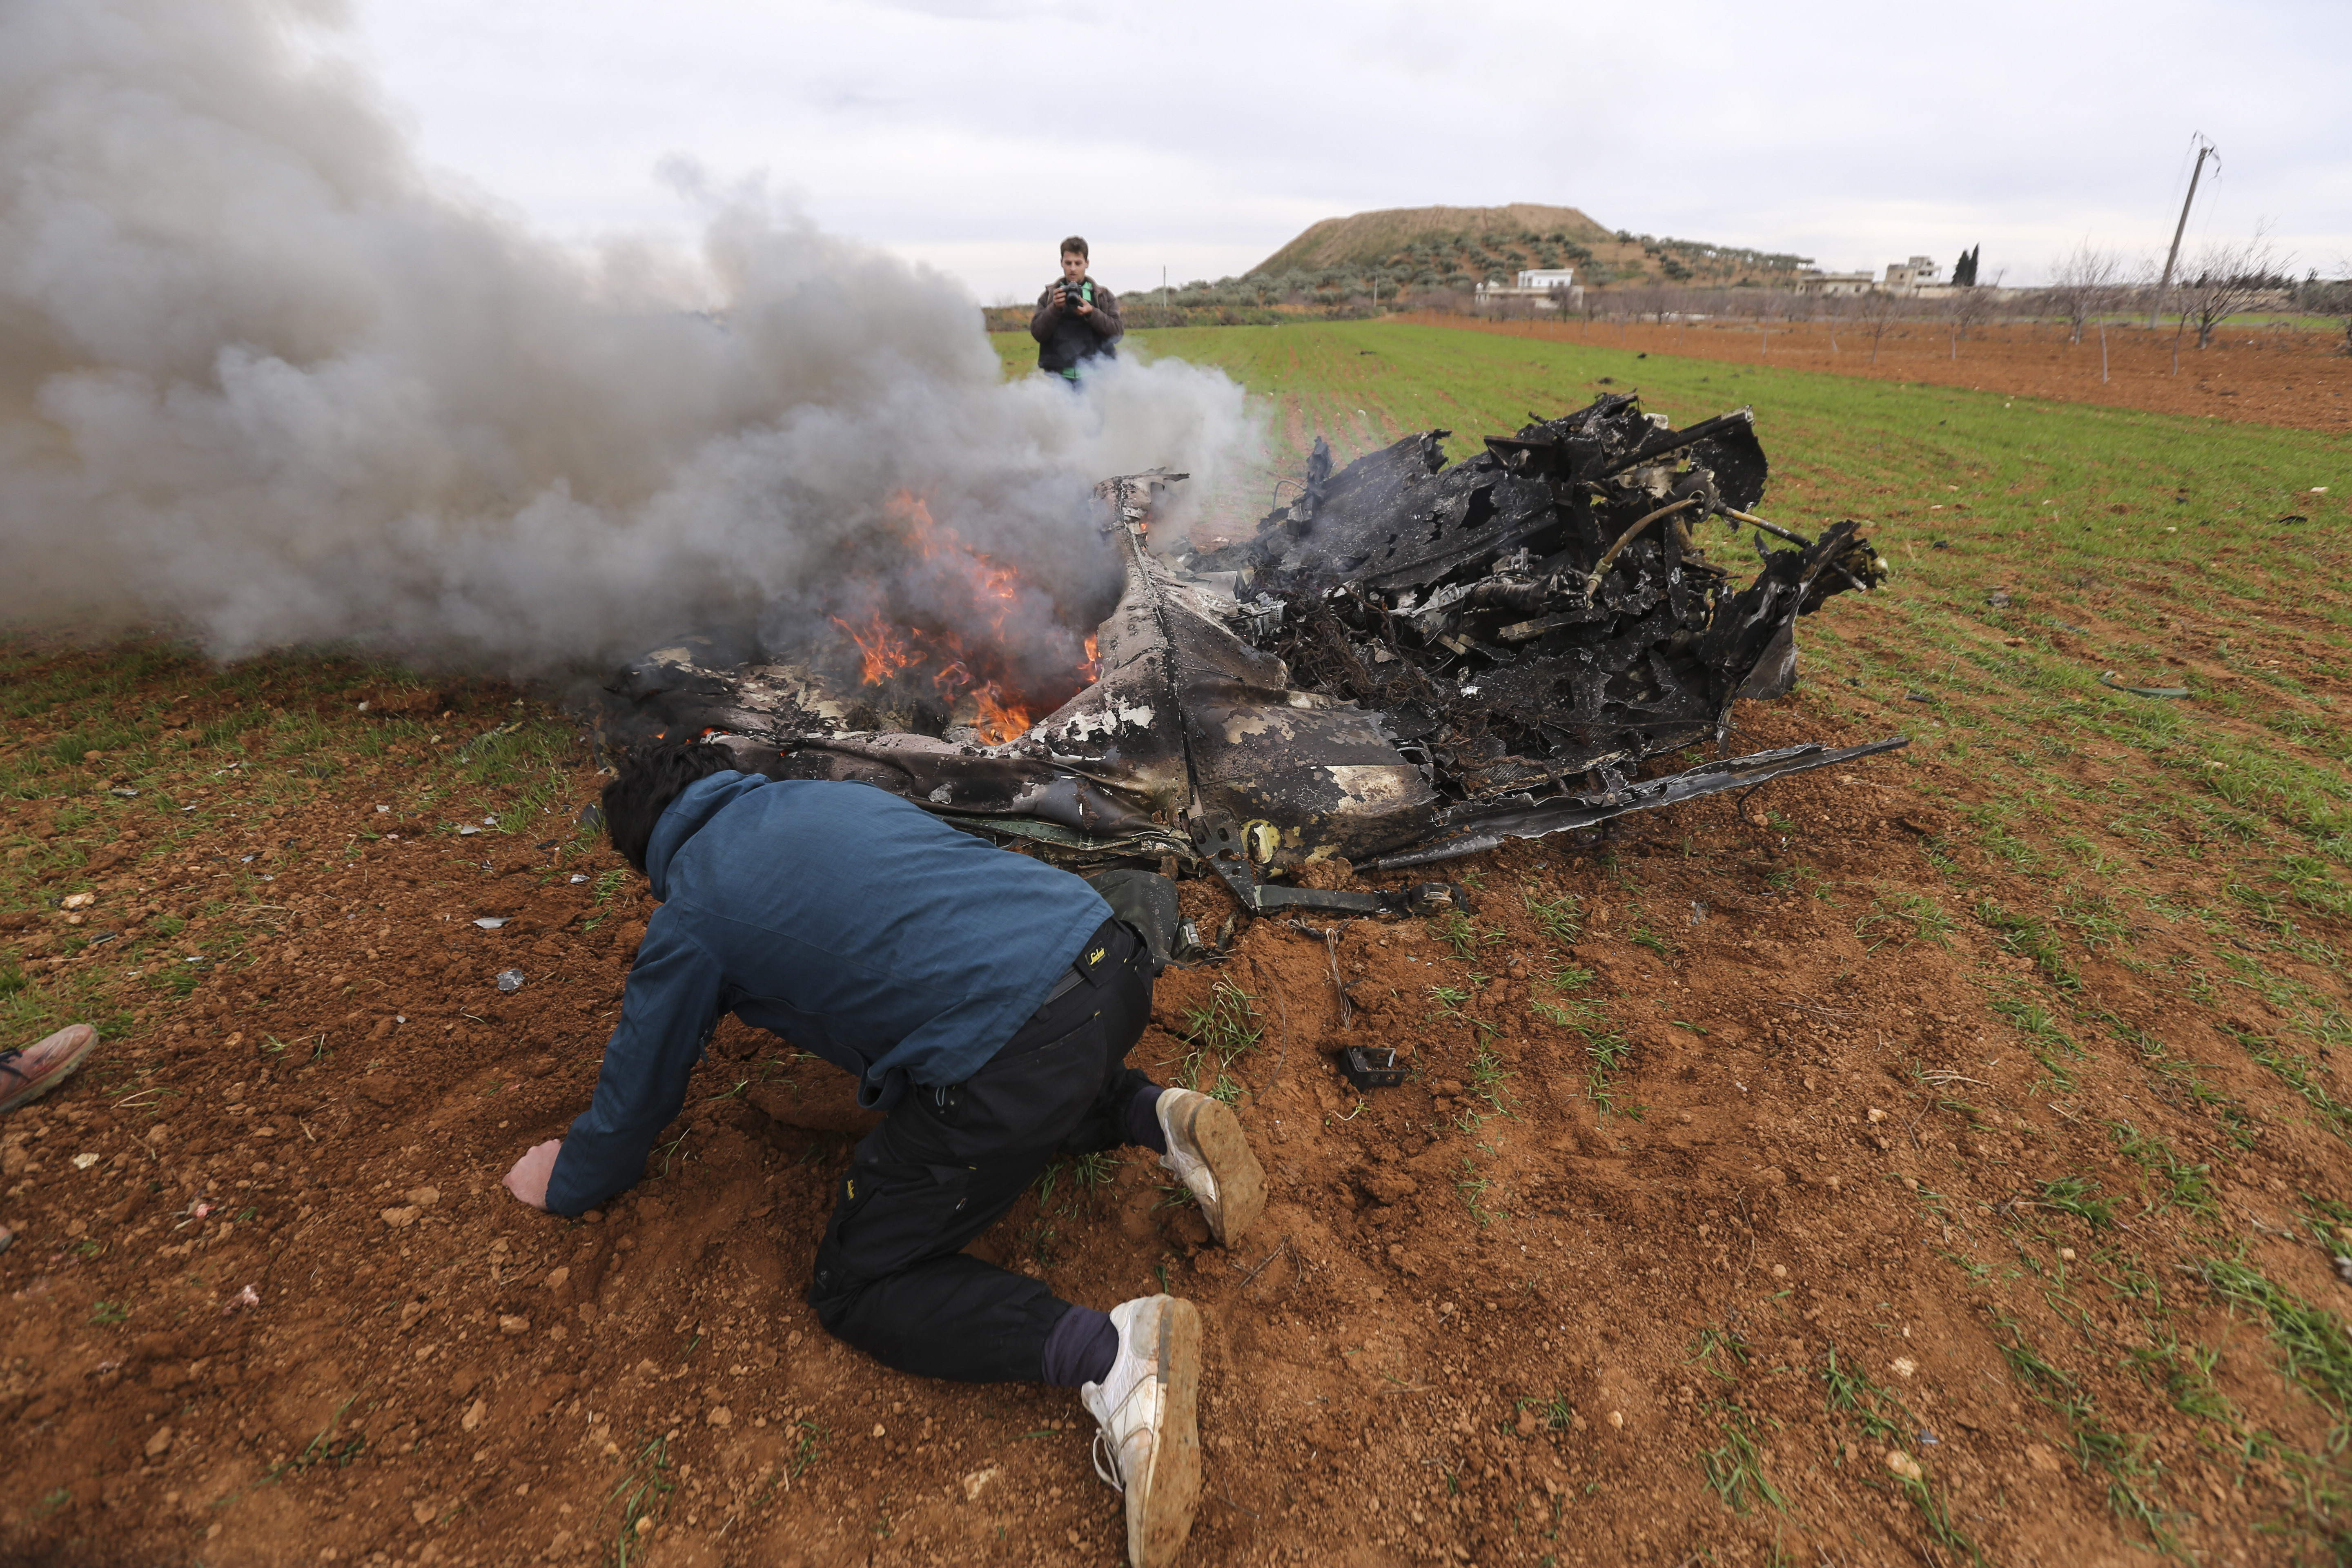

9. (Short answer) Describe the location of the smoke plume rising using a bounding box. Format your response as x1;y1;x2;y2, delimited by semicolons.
0;0;1254;682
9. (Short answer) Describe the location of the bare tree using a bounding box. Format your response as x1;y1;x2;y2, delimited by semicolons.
2174;229;2288;349
2047;241;2126;343
1944;273;2002;357
1815;290;1849;352
1857;288;1901;365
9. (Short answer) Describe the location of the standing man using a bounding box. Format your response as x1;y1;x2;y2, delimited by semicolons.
1032;235;1123;380
499;741;1262;1568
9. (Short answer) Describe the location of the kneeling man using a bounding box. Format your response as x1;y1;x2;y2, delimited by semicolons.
501;741;1262;1568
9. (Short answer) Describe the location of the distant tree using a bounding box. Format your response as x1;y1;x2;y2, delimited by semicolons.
1951;246;1980;287
1858;288;1901;365
1818;290;1853;350
2046;242;2125;343
2175;229;2287;349
1944;271;2002;356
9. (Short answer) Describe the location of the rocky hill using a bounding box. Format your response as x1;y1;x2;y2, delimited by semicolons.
1252;203;1614;274
1244;203;1814;293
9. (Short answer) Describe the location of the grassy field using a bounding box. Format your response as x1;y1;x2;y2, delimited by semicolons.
993;320;2352;1552
0;658;590;1054
1021;320;2352;1020
5;322;2351;1562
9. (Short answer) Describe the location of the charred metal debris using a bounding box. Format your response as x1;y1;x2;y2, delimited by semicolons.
598;393;1904;919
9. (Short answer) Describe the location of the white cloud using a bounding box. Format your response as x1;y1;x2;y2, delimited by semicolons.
349;0;2352;293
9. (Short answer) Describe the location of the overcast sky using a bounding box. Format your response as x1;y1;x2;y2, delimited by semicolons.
345;0;2351;304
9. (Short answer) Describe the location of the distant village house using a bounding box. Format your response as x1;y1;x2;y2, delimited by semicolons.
1796;271;1875;296
1794;255;1960;298
1473;267;1582;309
1880;256;1944;295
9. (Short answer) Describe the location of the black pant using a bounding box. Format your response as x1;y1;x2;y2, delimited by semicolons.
807;918;1155;1383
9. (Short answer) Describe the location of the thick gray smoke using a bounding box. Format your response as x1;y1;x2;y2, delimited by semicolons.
0;0;1254;679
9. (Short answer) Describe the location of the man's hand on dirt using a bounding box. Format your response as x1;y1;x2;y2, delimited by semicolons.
501;1139;562;1211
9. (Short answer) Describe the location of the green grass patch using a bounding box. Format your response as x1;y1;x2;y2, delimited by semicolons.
1178;978;1262;1104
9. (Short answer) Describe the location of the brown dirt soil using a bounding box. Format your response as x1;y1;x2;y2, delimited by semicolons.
1399;311;2352;433
3;648;2349;1567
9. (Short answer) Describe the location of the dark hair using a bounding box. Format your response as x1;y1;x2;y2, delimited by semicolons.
1060;235;1089;260
601;739;740;874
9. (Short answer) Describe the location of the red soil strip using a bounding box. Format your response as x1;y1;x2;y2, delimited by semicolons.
1396;310;2352;432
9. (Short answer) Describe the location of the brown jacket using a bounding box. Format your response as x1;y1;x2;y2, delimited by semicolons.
1030;279;1122;373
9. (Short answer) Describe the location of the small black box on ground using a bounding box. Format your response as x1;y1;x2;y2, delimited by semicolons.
1339;1046;1408;1091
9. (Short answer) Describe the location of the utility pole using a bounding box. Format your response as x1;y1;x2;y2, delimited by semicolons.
2149;136;2216;330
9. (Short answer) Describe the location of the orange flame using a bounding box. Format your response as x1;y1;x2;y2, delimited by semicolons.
829;611;917;685
970;683;1032;744
822;492;1050;746
1080;634;1101;683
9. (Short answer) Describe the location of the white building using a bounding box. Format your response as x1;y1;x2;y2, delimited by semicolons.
1796;270;1875;296
1881;256;1941;294
1474;267;1581;309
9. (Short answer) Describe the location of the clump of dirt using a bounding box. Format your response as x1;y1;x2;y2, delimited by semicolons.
4;645;2350;1567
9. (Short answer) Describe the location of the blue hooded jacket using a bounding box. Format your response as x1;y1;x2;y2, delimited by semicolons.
543;774;1110;1216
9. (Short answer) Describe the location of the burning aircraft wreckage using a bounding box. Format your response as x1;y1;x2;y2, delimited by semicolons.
599;392;1902;921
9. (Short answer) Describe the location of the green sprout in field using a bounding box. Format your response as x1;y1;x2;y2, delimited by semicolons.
606;1432;678;1565
1455;1157;1494;1226
1524;892;1583;946
1856;891;1956;952
1696;1402;1785;1516
1178;978;1261;1104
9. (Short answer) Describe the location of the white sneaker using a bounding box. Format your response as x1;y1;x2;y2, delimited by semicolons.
1154;1087;1265;1246
1081;1295;1203;1568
